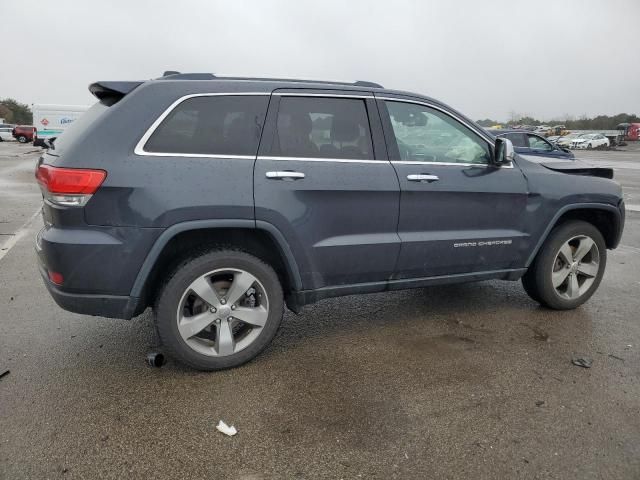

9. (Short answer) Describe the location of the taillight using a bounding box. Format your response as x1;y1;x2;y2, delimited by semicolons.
36;164;106;207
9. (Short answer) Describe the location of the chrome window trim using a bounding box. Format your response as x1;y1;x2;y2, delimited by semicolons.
392;160;491;168
391;160;513;169
258;156;382;164
135;152;256;159
273;92;373;99
134;92;269;158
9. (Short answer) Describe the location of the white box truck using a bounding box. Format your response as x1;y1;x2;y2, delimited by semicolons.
32;104;89;146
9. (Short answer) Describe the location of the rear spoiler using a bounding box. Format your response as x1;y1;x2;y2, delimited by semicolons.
89;81;143;104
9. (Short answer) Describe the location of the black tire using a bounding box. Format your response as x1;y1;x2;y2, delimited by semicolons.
587;143;592;149
521;272;542;303
521;220;606;310
154;249;284;371
17;136;27;143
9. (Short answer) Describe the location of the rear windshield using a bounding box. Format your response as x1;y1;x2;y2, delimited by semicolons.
143;95;269;156
51;102;108;152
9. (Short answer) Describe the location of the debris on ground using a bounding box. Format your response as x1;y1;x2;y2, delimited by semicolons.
532;327;549;342
521;323;549;342
146;352;165;368
0;370;10;380
571;356;593;368
216;420;238;437
535;400;545;407
608;354;625;362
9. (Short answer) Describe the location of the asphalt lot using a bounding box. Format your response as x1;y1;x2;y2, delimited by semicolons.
1;141;639;479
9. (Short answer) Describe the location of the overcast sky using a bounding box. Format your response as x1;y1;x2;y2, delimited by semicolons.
1;0;638;121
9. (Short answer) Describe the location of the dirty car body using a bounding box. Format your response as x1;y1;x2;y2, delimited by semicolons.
34;73;626;370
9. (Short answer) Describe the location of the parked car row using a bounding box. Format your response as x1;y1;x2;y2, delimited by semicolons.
0;124;37;143
487;129;575;159
0;124;14;141
489;128;612;157
565;133;610;150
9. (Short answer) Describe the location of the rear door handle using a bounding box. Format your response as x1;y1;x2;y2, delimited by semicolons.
407;174;439;183
266;171;305;180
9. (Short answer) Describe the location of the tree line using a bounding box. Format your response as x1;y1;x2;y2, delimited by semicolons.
0;99;33;125
476;113;640;130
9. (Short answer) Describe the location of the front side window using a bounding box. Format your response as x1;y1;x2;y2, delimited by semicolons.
385;101;490;164
144;95;269;156
527;134;552;151
274;97;373;160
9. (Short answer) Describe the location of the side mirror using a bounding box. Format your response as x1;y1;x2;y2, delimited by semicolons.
494;137;515;165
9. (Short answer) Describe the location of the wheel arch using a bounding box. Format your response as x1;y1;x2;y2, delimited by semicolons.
525;203;622;267
130;219;302;312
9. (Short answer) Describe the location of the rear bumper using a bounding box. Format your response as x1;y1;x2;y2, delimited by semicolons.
35;223;159;319
37;261;142;319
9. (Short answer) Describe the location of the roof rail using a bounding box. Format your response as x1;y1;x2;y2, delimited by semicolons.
353;80;384;88
159;72;216;80
157;71;383;88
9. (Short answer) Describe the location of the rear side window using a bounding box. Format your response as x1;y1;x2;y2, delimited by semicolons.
144;95;269;156
274;97;373;159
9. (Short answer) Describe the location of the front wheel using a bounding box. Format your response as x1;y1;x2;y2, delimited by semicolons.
587;143;593;149
155;250;284;370
17;136;27;143
522;220;606;310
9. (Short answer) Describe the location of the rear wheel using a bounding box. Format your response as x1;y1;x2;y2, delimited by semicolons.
522;220;606;310
154;250;284;370
17;135;27;143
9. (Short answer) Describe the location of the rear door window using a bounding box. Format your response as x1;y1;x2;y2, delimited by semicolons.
144;95;269;156
273;97;373;160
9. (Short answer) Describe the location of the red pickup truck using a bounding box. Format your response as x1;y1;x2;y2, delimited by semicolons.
12;125;36;143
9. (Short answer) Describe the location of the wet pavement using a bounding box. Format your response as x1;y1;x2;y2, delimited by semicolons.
1;141;639;479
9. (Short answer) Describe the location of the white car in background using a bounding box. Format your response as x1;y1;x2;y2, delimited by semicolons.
0;126;15;141
557;133;581;148
571;133;609;149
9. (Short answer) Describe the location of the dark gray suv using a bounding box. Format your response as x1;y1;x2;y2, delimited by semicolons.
35;73;625;370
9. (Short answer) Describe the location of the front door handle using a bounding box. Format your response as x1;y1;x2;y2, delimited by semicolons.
407;174;439;183
266;171;305;180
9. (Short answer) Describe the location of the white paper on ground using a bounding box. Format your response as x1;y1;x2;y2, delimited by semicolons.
216;420;238;436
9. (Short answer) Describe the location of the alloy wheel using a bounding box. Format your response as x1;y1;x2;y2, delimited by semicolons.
551;235;600;300
176;268;269;357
